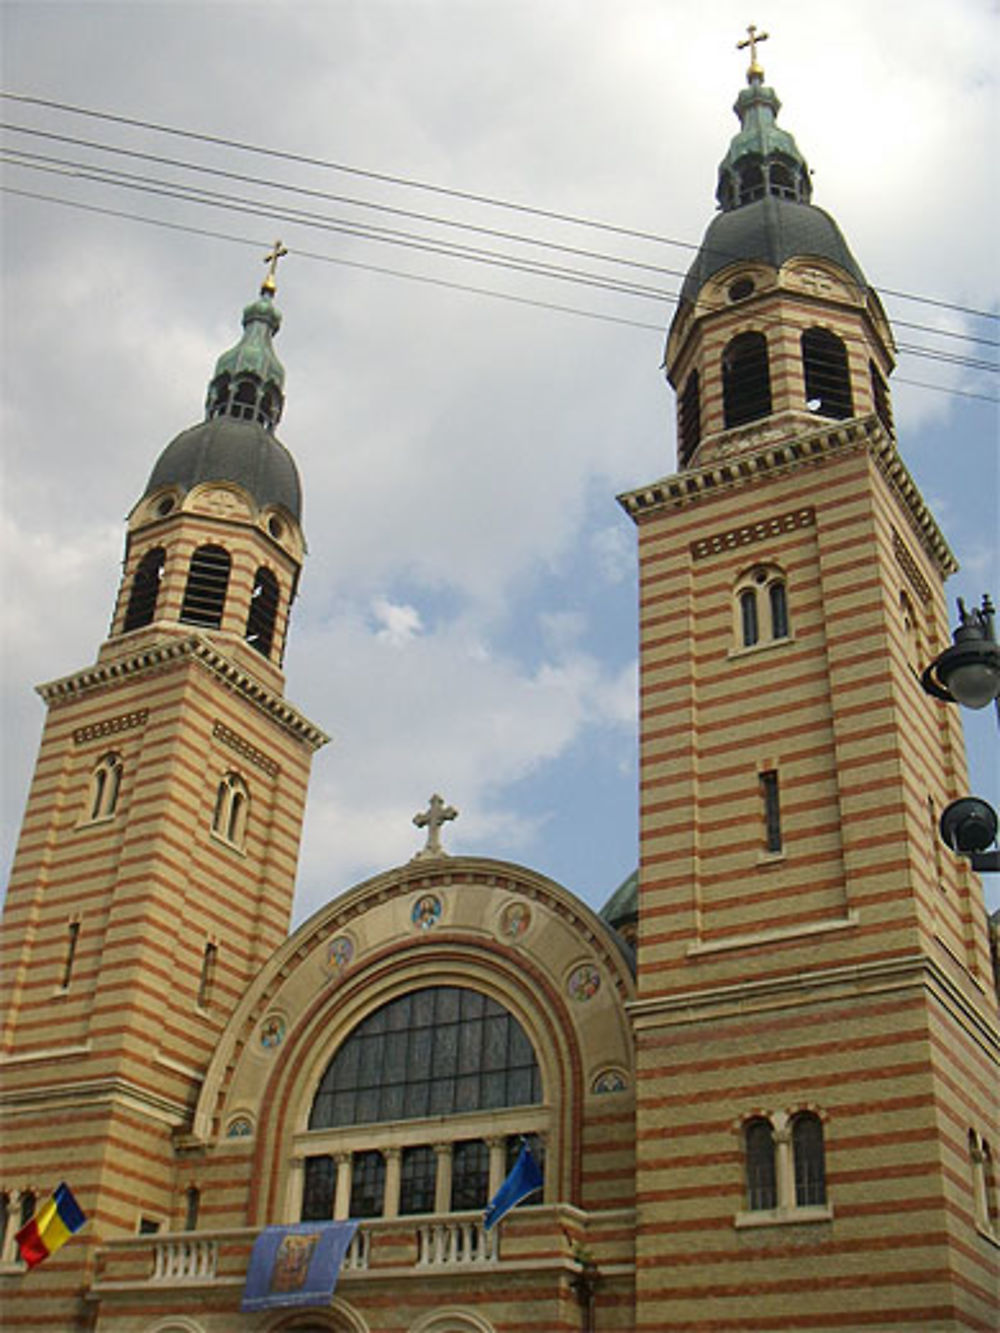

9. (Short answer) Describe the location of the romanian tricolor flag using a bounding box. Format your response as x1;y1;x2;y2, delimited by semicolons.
15;1183;86;1269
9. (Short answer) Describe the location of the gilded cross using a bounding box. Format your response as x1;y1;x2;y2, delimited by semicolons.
261;240;288;295
737;23;769;79
412;793;458;858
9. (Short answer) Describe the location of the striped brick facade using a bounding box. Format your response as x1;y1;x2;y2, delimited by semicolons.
0;458;327;1329
620;409;999;1329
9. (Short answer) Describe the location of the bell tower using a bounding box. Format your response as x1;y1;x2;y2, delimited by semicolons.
621;39;999;1333
0;258;327;1327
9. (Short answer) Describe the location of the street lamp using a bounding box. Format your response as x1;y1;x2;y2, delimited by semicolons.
921;595;1000;711
920;594;999;875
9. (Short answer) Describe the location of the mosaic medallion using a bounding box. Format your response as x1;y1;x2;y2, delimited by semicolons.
260;1014;286;1049
411;894;442;931
593;1069;627;1095
567;964;601;1002
226;1116;253;1138
499;901;531;940
326;935;354;971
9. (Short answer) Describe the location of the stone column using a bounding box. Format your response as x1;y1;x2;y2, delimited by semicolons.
285;1155;305;1222
487;1137;507;1199
433;1143;453;1215
334;1153;353;1221
383;1147;402;1219
772;1117;795;1211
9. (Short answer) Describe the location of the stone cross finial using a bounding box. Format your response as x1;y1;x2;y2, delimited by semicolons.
412;793;458;859
737;23;769;80
261;240;288;296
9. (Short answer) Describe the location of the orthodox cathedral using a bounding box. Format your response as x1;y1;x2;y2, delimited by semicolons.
1;40;998;1333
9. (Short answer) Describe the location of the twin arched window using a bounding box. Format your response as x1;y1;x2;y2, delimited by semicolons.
736;566;790;650
212;772;249;848
716;325;859;437
744;1112;827;1212
86;753;123;822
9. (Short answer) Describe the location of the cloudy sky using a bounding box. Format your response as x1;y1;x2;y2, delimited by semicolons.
2;0;997;922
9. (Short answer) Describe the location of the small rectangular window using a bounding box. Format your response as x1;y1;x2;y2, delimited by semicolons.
761;771;782;854
138;1217;161;1235
197;942;217;1009
301;1155;336;1222
61;921;80;990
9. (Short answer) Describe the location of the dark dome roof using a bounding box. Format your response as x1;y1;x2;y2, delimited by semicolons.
679;195;867;308
143;416;302;522
600;868;637;929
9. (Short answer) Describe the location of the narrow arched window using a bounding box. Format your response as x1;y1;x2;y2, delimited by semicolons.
245;567;280;659
723;332;771;428
123;547;166;632
677;370;701;467
769;162;795;199
870;360;894;436
740;590;759;647
745;1118;776;1210
738;161;764;204
802;328;853;420
184;1187;200;1232
233;379;257;421
792;1113;827;1206
769;580;789;640
87;753;123;822
180;545;231;629
985;1143;999;1230
212;772;249;849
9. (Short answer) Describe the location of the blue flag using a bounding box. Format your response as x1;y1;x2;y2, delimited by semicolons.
241;1220;359;1312
483;1142;543;1232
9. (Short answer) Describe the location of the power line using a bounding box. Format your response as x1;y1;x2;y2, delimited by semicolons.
3;90;997;325
4;121;996;353
5;183;995;407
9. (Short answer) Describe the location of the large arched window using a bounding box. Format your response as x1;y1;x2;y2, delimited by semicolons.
802;328;853;420
245;567;280;659
180;545;231;629
722;332;771;428
123;547;166;632
309;986;542;1130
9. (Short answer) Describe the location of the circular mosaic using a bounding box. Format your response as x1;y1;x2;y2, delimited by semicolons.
499;901;531;940
567;964;601;1002
226;1116;253;1138
411;894;442;931
259;1014;286;1049
593;1069;627;1095
326;935;354;971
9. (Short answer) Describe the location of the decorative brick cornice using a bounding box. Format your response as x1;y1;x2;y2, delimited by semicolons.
691;507;815;560
37;637;330;751
213;721;280;777
618;414;957;577
73;709;148;745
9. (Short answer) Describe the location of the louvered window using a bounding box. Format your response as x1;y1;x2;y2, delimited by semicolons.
123;547;166;632
180;545;231;629
722;332;771;428
245;567;279;658
802;328;853;419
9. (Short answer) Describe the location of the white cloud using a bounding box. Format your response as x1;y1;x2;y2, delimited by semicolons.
372;596;423;645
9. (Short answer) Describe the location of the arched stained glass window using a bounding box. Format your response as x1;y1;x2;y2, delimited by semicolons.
309;986;542;1129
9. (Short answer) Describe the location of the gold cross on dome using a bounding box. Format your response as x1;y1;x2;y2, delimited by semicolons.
412;793;458;858
737;23;769;79
261;240;288;295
